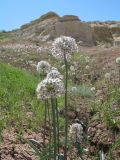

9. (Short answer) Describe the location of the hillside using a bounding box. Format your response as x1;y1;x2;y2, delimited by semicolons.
7;11;119;46
0;12;120;160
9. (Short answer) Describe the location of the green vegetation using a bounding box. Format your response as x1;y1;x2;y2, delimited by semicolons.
0;32;11;41
0;63;44;136
0;49;120;159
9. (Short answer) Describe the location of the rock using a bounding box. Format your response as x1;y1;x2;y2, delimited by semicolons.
13;12;120;46
92;26;113;45
59;15;80;22
52;20;94;45
14;12;94;46
39;11;60;22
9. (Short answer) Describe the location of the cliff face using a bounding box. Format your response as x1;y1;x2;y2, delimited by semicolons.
13;12;94;46
89;21;120;45
12;12;120;46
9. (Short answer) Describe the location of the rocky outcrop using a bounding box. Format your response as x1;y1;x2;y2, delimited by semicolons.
109;24;120;45
14;12;94;46
59;15;80;22
53;20;93;45
92;26;113;45
39;11;60;22
89;21;120;45
14;12;120;46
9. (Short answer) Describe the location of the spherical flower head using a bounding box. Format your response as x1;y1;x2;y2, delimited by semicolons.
91;87;96;92
69;123;83;143
71;87;78;93
116;57;120;64
36;61;51;74
85;56;90;63
51;36;78;60
104;73;111;80
47;69;63;79
70;65;76;72
36;78;65;99
85;65;90;70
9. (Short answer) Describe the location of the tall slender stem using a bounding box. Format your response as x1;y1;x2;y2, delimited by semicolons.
47;100;52;159
55;98;60;155
43;100;47;147
118;65;120;87
51;97;57;160
64;53;68;160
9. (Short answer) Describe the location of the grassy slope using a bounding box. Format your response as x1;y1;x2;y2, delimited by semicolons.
0;63;44;135
0;32;12;41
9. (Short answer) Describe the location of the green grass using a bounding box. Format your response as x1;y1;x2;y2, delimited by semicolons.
0;63;45;136
0;32;11;41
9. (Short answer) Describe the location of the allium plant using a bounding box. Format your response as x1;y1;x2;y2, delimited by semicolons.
52;36;78;159
69;122;83;159
104;73;111;84
36;77;65;159
36;61;51;149
69;123;83;144
37;61;51;79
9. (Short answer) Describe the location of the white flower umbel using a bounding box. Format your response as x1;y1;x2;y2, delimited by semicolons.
71;87;78;93
70;65;76;72
116;57;120;64
51;36;78;60
91;87;96;92
52;36;78;158
69;123;83;143
36;78;65;99
36;61;51;75
85;65;90;70
47;69;63;79
104;73;111;80
85;56;90;63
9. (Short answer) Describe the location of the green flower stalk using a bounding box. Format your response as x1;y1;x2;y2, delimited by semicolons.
55;98;60;154
43;100;47;147
51;36;78;160
36;61;51;147
51;97;57;159
47;100;52;158
36;77;65;160
64;53;68;159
